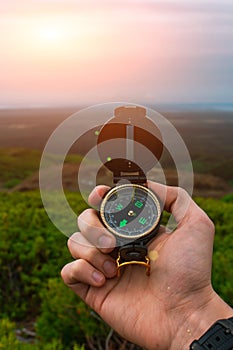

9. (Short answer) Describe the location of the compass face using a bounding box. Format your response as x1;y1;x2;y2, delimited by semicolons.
100;184;161;240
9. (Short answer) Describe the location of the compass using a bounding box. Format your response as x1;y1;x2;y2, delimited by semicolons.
100;184;162;275
97;105;163;276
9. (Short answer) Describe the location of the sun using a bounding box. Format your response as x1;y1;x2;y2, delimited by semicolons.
28;16;77;57
20;14;98;62
36;22;67;44
38;25;66;42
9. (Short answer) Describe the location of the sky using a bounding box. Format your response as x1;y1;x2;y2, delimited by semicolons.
0;0;233;107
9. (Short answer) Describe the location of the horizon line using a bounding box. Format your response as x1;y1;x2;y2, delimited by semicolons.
1;102;233;111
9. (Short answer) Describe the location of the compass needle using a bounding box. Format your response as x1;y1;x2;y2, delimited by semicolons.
131;186;135;203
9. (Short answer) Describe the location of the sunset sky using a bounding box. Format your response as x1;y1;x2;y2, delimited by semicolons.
1;0;233;107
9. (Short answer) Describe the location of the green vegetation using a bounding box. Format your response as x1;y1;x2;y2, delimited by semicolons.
0;191;109;349
0;148;41;188
195;196;233;306
0;190;232;349
0;317;86;350
0;148;82;189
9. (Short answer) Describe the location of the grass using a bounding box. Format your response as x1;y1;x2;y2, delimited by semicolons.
0;148;83;189
0;148;41;187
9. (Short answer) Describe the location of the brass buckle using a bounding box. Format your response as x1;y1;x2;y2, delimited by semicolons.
116;253;150;277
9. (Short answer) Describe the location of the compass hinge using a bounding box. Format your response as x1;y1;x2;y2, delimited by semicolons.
113;171;146;184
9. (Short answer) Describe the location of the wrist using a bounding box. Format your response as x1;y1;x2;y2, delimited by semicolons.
170;289;233;350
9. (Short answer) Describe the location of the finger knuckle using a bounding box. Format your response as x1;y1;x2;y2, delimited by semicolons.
176;186;189;198
60;266;66;280
67;233;80;250
189;207;215;234
77;208;95;227
68;260;83;282
85;247;99;263
67;236;74;250
198;210;215;234
75;259;86;272
60;264;71;283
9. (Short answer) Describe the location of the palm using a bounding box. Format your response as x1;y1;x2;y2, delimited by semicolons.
84;223;214;349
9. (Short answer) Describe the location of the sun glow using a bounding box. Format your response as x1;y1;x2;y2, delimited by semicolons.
32;17;75;49
38;25;65;42
20;14;103;60
16;15;89;62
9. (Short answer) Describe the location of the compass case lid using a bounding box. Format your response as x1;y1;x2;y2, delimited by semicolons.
97;106;163;182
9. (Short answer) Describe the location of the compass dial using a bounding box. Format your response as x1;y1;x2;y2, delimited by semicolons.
100;184;161;240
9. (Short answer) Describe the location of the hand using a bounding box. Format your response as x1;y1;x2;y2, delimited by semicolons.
61;182;233;350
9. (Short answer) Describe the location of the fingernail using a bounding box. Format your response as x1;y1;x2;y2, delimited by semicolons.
98;235;113;248
92;271;104;284
103;260;117;276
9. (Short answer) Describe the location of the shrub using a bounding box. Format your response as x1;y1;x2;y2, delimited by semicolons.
0;191;232;349
36;278;108;348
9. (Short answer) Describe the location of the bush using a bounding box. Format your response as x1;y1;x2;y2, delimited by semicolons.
0;192;72;319
0;191;233;349
36;278;108;348
195;197;233;306
0;318;70;350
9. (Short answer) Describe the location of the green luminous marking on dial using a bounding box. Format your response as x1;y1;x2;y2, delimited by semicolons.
139;217;147;225
120;219;128;227
135;200;143;208
116;203;123;211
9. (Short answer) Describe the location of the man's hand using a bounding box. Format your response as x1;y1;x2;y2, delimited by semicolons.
61;182;233;350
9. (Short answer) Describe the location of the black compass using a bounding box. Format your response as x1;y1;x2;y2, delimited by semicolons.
97;105;163;276
100;184;161;241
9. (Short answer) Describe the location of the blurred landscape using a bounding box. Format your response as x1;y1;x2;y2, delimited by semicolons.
0;106;232;197
1;0;233;347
